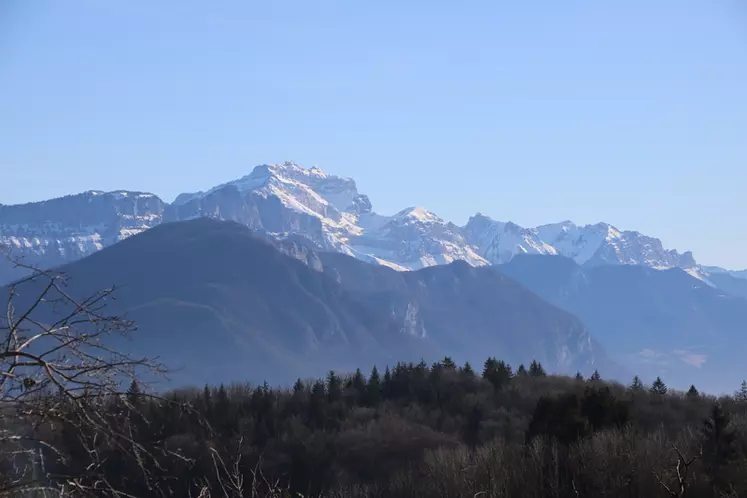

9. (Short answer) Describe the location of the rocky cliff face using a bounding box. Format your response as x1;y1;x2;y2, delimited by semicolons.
0;191;163;283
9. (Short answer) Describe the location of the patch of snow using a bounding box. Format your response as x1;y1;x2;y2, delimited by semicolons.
109;191;130;200
371;257;410;271
684;267;716;286
393;207;441;224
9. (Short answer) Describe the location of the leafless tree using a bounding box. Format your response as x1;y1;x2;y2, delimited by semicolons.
654;444;702;498
0;249;167;497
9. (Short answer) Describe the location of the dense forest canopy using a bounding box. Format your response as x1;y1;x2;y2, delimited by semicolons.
6;355;747;498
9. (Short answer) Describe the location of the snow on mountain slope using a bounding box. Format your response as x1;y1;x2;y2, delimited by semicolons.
0;190;164;283
349;207;487;269
462;214;557;264
1;161;742;283
464;213;700;274
0;191;163;254
165;162;484;270
538;221;697;268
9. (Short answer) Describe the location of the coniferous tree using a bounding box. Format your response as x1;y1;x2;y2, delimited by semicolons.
482;357;498;378
517;364;527;376
311;379;326;398
528;360;546;377
351;368;366;393
416;359;428;372
290;378;306;412
202;384;213;418
686;384;699;399
630;375;644;391
574;371;584;381
649;376;668;395
735;380;747;402
327;370;342;403
441;356;456;369
461;361;474;376
367;365;381;396
369;365;380;384
483;357;511;389
383;366;392;398
590;370;601;382
126;379;142;408
365;365;381;406
497;360;513;380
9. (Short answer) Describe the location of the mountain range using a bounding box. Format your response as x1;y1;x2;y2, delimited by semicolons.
2;162;745;392
2;218;606;387
2;161;742;286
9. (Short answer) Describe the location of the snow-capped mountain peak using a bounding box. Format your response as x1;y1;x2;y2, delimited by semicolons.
463;215;557;264
1;161;743;285
465;213;701;274
216;162;371;216
163;163;480;270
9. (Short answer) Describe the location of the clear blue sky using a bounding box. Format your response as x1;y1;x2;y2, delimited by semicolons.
1;0;745;268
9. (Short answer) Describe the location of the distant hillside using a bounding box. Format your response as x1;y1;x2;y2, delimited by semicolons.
318;251;618;378
499;254;747;393
2;219;607;387
708;272;747;300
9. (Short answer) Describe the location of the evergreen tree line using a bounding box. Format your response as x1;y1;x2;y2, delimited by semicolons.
17;358;747;498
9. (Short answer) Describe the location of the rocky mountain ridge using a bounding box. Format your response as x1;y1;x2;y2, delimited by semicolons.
0;161;739;284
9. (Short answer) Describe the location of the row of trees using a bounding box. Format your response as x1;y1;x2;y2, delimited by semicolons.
110;360;747;497
11;351;747;497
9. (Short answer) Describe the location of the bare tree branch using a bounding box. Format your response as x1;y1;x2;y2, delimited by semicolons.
653;444;702;498
0;249;169;497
